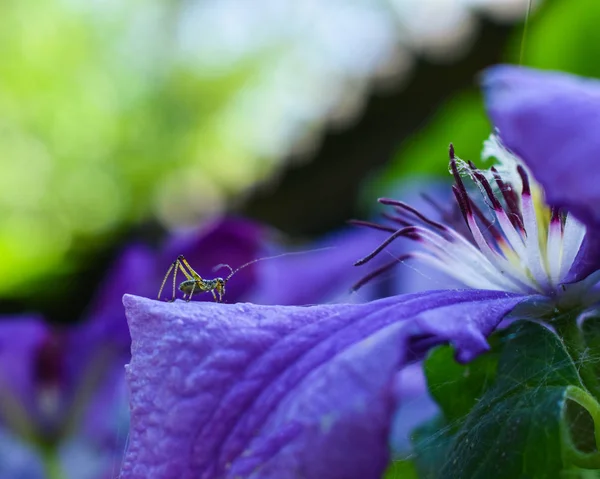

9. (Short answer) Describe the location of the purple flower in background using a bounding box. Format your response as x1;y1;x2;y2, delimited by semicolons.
120;66;600;479
0;299;131;478
0;216;386;478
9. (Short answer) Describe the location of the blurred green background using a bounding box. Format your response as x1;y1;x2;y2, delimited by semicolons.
0;0;594;322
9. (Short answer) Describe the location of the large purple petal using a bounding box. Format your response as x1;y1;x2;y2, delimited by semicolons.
159;217;267;303
120;290;524;479
482;65;600;229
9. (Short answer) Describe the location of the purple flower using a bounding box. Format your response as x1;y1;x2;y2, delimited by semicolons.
0;245;150;478
482;66;600;282
121;291;520;479
119;65;600;479
0;315;130;479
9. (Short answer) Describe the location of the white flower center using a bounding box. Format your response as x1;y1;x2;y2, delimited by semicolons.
356;135;587;297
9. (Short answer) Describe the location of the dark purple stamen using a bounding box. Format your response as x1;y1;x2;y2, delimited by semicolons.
550;207;564;234
354;227;420;266
467;164;504;212
467;196;504;242
450;157;510;245
351;254;411;292
378;198;446;231
490;166;524;231
451;184;471;223
347;219;397;234
449;145;469;197
517;165;531;196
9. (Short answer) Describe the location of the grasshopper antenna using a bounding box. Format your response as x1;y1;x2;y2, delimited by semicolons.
212;263;234;275
223;247;334;283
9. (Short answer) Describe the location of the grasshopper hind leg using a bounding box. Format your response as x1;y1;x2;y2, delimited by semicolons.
158;261;177;302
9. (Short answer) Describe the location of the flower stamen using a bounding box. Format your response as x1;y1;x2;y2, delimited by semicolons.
354;135;588;298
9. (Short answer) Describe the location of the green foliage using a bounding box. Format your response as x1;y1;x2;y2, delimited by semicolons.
518;0;600;79
0;1;267;293
425;334;500;426
382;458;419;479
581;313;600;384
411;416;453;479
412;321;600;478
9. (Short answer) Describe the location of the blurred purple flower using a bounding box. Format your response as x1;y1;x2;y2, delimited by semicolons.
0;313;129;478
119;66;600;479
0;215;389;478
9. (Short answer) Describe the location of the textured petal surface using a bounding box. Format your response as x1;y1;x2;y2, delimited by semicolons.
483;66;600;229
121;290;524;479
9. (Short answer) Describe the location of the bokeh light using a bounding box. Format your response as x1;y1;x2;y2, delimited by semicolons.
0;0;536;295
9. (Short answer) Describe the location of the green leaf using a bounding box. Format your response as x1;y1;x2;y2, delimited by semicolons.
424;334;500;428
517;0;600;80
382;458;418;479
411;415;453;479
581;312;600;383
416;321;600;478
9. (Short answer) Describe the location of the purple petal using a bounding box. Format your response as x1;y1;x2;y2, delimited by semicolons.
482;65;600;229
160;217;267;303
120;289;524;479
563;234;600;283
